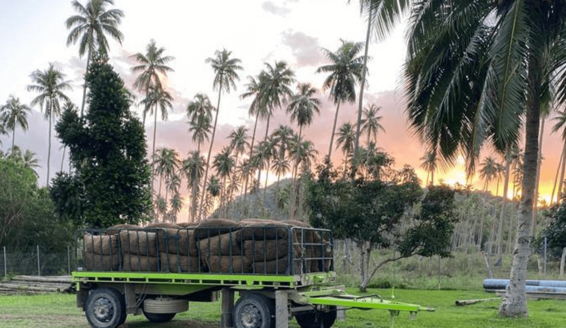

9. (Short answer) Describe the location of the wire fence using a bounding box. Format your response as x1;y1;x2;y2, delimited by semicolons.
1;246;75;277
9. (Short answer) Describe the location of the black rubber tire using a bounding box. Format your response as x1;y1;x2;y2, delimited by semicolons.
85;288;127;328
142;310;176;323
232;293;275;328
295;307;337;328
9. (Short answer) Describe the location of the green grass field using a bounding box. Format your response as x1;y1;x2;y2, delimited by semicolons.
2;289;566;328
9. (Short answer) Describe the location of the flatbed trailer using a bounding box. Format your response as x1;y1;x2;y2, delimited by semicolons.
72;225;432;328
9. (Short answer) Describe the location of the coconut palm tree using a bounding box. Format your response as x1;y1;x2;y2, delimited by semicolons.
227;125;249;206
66;0;124;117
361;104;385;146
0;122;7;148
200;49;242;220
182;151;206;222
213;146;235;216
375;0;566;316
0;95;31;150
204;175;221;218
140;85;173;195
240;73;268;203
27;64;72;186
336;122;356;174
419;150;437;186
21;149;41;176
131;39;175;127
169;192;183;223
153;147;180;200
479;156;499;192
552;109;566;203
316;40;365;163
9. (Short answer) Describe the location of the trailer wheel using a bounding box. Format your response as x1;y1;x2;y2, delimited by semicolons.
233;293;275;328
142;310;176;323
295;306;337;328
85;288;126;328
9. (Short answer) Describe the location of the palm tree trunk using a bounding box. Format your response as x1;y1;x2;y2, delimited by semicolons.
61;146;66;172
80;48;92;119
327;102;341;163
11;127;15;150
551;143;565;204
151;105;158;199
499;56;541;318
46;113;52;186
200;86;222;220
158;174;163;198
289;126;303;220
243;111;260;203
353;6;373;175
559;141;566;201
263;166;269;206
497;150;512;258
222;175;227;218
190;146;200;222
532;116;545;236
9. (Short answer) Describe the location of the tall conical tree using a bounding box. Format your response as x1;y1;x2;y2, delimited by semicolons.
199;49;242;220
66;0;124;118
27;64;72;186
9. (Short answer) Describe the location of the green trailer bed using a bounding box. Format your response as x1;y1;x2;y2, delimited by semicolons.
72;225;432;328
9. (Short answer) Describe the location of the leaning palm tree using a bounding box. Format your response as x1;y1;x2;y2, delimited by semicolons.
27;64;72;186
199;49;242;220
140;85;173;196
316;40;365;163
361;104;385;146
131;39;175;127
0;95;31;150
376;0;566;316
65;0;124;117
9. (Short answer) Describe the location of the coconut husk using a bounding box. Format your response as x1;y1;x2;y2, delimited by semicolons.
252;256;303;275
120;230;158;257
196;219;242;239
198;232;242;256
159;252;201;273
84;234;119;256
123;254;159;271
84;252;120;271
243;239;290;261
204;255;250;273
106;224;140;235
240;223;290;240
161;229;198;256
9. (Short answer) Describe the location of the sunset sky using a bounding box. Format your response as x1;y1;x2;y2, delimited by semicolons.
0;0;563;207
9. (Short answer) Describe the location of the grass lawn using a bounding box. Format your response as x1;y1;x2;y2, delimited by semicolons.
1;289;566;328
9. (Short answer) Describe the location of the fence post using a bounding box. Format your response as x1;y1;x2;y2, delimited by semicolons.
3;246;6;278
67;245;71;275
37;245;41;276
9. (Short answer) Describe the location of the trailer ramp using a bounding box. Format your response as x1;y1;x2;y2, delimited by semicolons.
300;289;434;328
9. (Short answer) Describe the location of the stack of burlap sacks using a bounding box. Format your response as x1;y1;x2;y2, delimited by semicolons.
82;219;331;274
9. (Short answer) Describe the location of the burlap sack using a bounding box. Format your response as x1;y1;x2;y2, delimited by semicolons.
198;232;242;256
243;239;289;261
123;254;158;271
285;219;311;228
240;222;290;240
120;230;158;257
196;219;242;239
163;229;198;256
84;252;120;271
204;255;250;273
178;222;198;228
84;234;119;256
159;252;201;273
252;256;303;275
106;224;140;235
